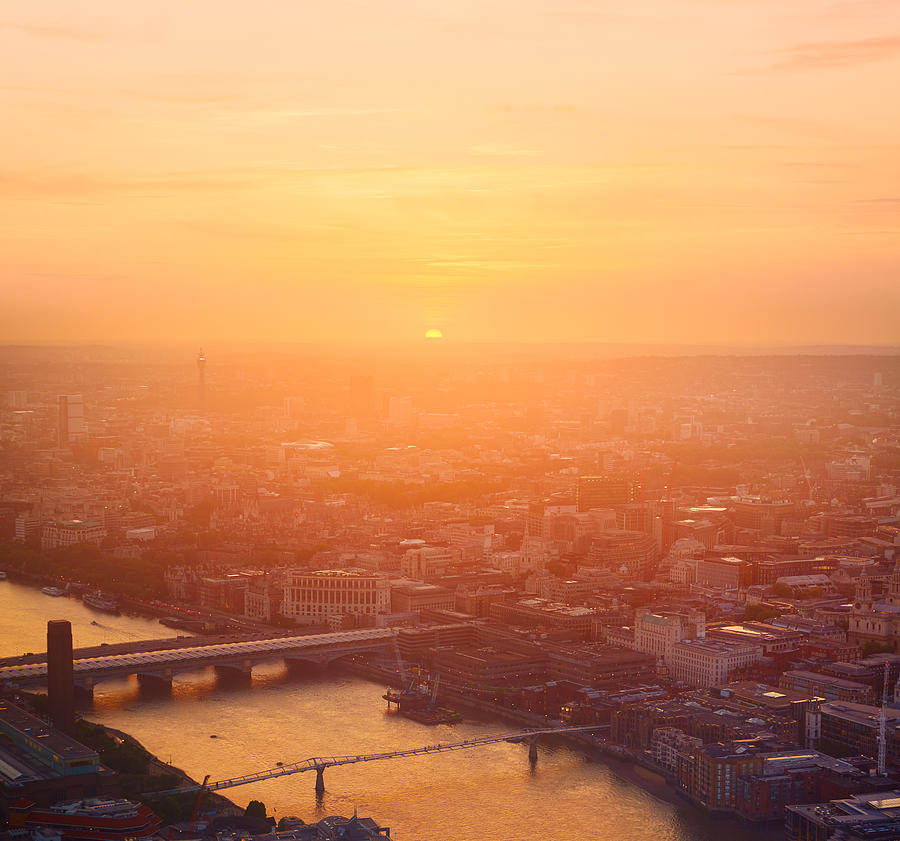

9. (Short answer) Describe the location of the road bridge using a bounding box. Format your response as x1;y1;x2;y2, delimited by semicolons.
156;725;605;795
0;628;396;692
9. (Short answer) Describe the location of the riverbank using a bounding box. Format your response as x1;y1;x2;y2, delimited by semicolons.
93;720;242;815
341;659;725;818
9;581;756;841
8;685;241;823
0;566;290;638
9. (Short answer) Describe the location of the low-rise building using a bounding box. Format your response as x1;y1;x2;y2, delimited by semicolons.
199;574;250;613
735;750;869;822
41;520;106;551
711;681;823;746
651;727;702;774
490;598;602;640
706;621;803;656
430;646;546;687
548;644;657;686
244;572;285;621
819;701;900;767
787;790;900;841
391;583;455;614
670;639;763;688
780;671;874;705
0;700;112;812
631;609;706;665
696;556;752;590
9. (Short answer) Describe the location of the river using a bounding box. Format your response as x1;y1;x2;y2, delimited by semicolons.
0;578;781;841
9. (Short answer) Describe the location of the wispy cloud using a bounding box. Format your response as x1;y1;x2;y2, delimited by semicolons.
0;169;258;199
467;145;543;158
770;36;900;69
0;22;109;41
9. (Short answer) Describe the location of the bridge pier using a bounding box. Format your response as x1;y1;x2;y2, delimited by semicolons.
137;673;173;694
314;766;325;794
214;664;252;686
528;735;539;766
284;658;328;679
74;678;93;704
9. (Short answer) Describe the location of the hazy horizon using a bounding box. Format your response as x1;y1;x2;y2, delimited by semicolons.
3;0;899;345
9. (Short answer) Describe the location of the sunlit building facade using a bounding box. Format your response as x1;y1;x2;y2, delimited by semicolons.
284;569;390;625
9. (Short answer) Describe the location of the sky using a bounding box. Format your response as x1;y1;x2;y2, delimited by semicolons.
1;0;899;346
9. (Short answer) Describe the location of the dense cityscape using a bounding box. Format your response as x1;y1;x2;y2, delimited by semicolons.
0;345;899;840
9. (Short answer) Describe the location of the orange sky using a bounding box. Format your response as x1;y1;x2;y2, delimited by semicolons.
2;0;899;345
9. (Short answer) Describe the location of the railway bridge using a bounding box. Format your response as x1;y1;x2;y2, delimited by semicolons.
0;628;396;693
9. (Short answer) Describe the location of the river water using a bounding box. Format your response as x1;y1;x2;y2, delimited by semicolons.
0;579;780;841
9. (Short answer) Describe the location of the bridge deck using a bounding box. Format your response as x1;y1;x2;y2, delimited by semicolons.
0;628;395;681
155;726;603;795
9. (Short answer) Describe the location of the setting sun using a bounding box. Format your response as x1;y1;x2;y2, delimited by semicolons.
425;329;444;339
1;0;897;345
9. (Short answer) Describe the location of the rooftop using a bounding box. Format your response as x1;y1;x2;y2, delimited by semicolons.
0;701;98;763
821;701;900;727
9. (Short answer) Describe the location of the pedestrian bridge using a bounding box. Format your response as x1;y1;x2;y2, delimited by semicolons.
155;725;605;796
0;628;396;690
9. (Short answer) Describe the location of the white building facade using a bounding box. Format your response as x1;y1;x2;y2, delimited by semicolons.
283;568;390;625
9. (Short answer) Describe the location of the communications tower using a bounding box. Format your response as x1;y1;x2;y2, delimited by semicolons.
197;348;206;407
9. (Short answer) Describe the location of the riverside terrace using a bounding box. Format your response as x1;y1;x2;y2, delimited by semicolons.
0;628;401;693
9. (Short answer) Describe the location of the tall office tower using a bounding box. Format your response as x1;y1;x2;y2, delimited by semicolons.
7;390;28;409
57;394;87;447
576;475;635;512
47;620;74;734
196;348;206;405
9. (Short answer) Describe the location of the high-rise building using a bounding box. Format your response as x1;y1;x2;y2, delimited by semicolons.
576;475;635;512
732;497;794;537
589;530;658;579
6;390;28;409
47;620;74;735
57;394;87;446
14;514;39;544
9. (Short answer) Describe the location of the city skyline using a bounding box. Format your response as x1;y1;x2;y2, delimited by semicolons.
2;0;899;345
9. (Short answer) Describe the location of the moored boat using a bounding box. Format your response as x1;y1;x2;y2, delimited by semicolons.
41;586;66;597
385;670;461;725
401;706;463;725
83;590;120;614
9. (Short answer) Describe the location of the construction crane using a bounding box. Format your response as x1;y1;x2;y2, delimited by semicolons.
879;662;889;776
168;773;210;838
430;673;441;706
799;454;816;502
191;774;211;827
390;629;407;687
